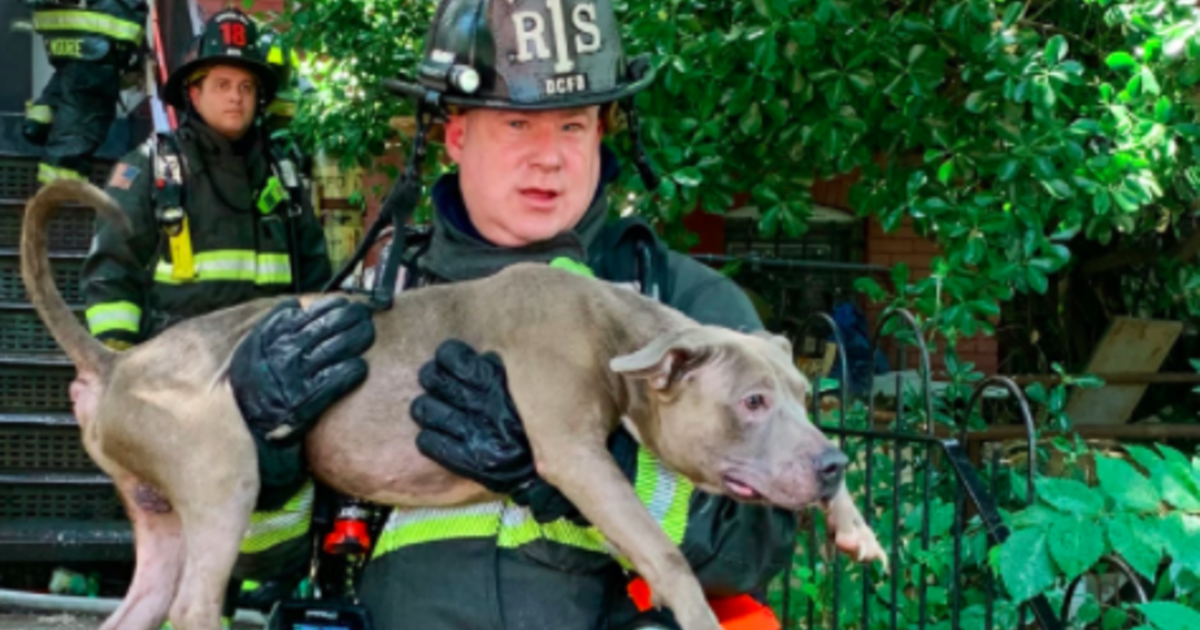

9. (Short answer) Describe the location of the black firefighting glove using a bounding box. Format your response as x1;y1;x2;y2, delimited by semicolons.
230;296;376;446
411;339;637;526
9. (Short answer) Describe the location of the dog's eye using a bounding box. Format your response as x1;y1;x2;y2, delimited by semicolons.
743;394;768;411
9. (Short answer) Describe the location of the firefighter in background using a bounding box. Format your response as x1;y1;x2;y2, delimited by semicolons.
80;8;333;625
21;0;148;184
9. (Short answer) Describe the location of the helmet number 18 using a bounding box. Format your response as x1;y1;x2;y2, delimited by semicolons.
221;22;247;47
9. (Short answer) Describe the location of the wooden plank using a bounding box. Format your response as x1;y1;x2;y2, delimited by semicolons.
1065;316;1183;425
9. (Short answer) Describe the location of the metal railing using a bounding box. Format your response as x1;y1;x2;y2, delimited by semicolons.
771;307;1151;630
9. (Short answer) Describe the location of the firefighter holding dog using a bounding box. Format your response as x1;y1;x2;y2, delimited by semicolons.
79;7;332;624
225;1;795;628
21;0;148;185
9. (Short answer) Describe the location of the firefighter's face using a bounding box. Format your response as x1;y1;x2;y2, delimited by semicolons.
189;65;258;140
444;107;603;247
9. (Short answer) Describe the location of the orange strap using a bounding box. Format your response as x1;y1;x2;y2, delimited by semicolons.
626;578;780;630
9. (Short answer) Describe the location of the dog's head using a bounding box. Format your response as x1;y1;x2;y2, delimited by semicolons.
611;326;847;511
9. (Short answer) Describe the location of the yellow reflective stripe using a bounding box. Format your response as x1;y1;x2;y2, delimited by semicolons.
495;504;610;554
372;503;504;559
240;481;314;554
373;449;694;561
86;301;141;335
256;253;293;285
37;163;85;184
32;11;143;43
154;251;292;286
25;101;52;124
634;450;693;545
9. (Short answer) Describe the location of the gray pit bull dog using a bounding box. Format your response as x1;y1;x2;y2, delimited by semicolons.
22;179;886;630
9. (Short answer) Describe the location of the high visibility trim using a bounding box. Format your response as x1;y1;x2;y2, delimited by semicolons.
372;448;695;563
154;251;292;286
634;449;693;545
240;481;314;555
372;503;504;558
25;102;52;124
37;163;85;184
495;504;611;554
86;301;141;335
32;11;143;44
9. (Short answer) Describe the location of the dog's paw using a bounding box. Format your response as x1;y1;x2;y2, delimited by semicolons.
834;520;888;574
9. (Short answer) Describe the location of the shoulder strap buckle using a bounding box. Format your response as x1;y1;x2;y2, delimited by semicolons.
151;132;186;235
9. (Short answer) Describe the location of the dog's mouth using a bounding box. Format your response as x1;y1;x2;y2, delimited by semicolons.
722;475;764;502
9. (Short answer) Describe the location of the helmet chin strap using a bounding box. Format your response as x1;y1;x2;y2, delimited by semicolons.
619;99;660;194
617;55;660;194
321;101;432;310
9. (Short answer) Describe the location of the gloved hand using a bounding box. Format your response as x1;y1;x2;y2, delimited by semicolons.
230;296;376;446
411;339;637;525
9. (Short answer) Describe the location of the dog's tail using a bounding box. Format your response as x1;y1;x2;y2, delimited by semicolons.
21;179;117;377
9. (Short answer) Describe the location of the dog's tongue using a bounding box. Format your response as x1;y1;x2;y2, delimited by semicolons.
725;479;759;500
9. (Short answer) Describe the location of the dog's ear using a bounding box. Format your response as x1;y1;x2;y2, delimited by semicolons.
610;329;716;391
751;330;793;357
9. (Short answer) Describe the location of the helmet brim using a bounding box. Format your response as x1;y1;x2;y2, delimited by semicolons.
164;56;280;110
383;64;656;112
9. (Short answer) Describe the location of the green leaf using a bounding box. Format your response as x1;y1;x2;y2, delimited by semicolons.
674;167;703;188
1106;52;1138;71
1048;516;1105;579
1108;514;1163;581
1125;445;1163;475
998;527;1055;602
892;262;910;291
739;103;763;136
790;20;817;46
1162;461;1200;510
1161;513;1200;577
1096;456;1161;512
854;276;888;301
1138;602;1200;630
1045;35;1068;63
965;91;987;113
1036;477;1103;516
908;44;927;64
964;236;984;265
1103;608;1129;630
1155;97;1173;123
998;159;1021;181
1001;2;1023;28
1027;267;1048;295
938;159;955;185
1141;67;1161;95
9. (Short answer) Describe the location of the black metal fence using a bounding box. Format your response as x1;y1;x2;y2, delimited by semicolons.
767;306;1150;630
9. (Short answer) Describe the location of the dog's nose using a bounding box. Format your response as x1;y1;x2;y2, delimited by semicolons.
817;448;848;501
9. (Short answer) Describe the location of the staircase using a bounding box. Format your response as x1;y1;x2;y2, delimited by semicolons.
0;155;134;562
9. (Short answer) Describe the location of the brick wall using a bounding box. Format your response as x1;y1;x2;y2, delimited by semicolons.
808;169;999;376
862;217;999;375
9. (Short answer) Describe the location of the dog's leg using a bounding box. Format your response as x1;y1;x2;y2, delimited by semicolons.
168;483;255;630
507;362;720;630
536;444;720;630
825;483;887;571
99;473;184;630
